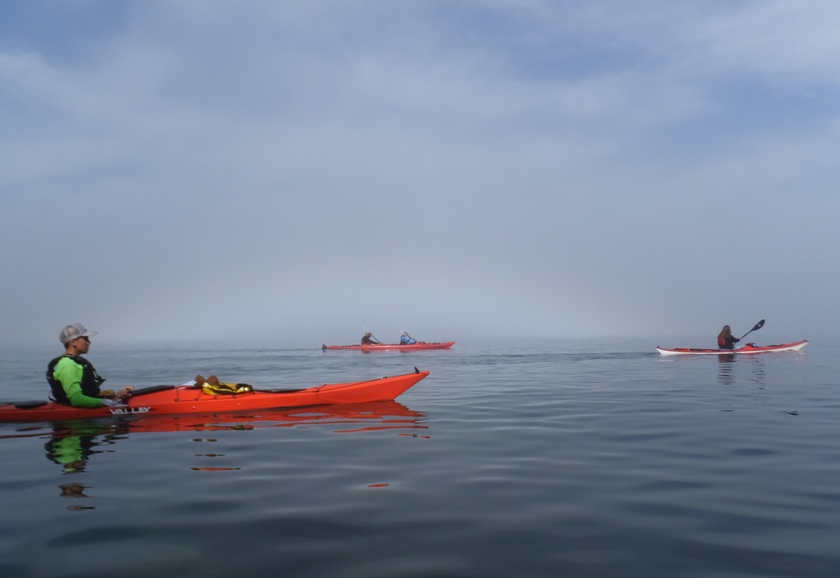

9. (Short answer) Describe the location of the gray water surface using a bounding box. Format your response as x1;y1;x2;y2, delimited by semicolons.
1;337;836;577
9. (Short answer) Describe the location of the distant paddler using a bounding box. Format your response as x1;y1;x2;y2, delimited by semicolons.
399;331;417;345
361;331;382;345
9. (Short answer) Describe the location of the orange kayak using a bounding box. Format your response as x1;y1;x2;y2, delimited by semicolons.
0;400;426;438
0;369;429;423
322;342;454;351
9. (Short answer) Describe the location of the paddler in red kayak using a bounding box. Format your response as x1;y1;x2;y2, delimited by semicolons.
717;325;740;350
399;331;417;345
46;324;134;408
361;331;381;345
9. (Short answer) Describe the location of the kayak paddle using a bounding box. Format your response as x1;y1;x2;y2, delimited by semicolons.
739;319;765;341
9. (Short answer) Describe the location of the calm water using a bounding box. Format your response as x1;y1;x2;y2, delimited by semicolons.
1;337;838;578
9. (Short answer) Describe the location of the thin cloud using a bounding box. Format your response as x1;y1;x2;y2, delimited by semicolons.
1;1;837;345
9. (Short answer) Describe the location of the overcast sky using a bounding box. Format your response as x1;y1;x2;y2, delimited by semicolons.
2;1;837;347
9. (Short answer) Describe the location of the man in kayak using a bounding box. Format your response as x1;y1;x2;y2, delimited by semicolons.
717;325;740;350
46;323;134;408
361;331;381;345
399;331;417;345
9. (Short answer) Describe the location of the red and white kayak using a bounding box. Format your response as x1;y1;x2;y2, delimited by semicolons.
0;369;428;423
322;342;455;351
656;340;808;356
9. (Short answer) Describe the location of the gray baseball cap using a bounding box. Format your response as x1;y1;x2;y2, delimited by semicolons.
59;323;98;345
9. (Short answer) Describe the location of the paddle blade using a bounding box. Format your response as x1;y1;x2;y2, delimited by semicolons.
739;319;765;340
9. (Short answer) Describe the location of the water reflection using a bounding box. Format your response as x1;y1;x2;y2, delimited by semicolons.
59;482;95;511
126;400;427;435
717;354;736;385
717;354;767;386
44;421;129;474
59;482;88;497
746;356;767;385
2;400;427;473
1;401;427;510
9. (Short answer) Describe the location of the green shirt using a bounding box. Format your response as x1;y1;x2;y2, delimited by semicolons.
52;356;105;408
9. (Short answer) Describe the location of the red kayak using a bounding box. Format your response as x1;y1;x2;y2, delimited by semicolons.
0;369;429;423
656;340;808;356
322;341;454;351
0;400;426;438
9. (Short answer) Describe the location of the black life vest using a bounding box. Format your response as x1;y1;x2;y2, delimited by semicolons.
46;355;106;405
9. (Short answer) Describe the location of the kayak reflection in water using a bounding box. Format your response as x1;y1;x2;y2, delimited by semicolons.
44;421;128;474
717;325;740;350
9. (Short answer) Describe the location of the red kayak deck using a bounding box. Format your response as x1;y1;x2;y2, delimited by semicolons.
322;342;455;351
656;340;808;356
0;369;429;423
